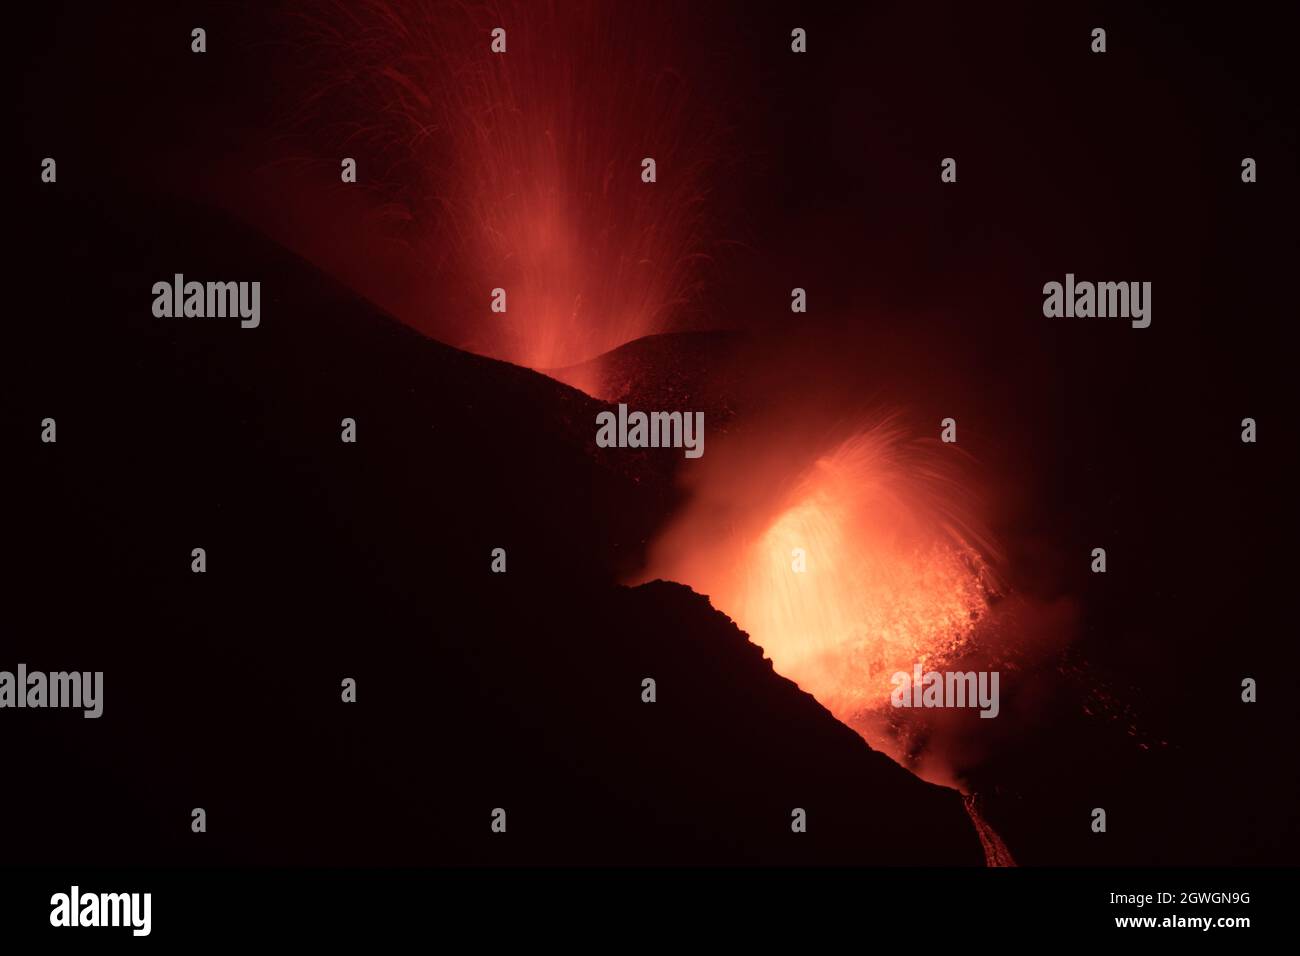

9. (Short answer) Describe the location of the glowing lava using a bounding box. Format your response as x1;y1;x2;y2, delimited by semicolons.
638;419;1002;772
734;435;992;712
283;0;719;391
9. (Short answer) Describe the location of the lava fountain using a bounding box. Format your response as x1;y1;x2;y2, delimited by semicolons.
727;429;996;715
280;0;720;394
636;415;1007;785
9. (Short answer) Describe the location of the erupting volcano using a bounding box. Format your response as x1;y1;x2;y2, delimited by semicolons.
14;0;1290;885
261;1;1030;858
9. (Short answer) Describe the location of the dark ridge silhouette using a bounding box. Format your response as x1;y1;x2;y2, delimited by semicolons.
10;186;984;865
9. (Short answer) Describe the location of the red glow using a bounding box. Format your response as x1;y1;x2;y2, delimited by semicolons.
637;417;1004;783
287;0;719;389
